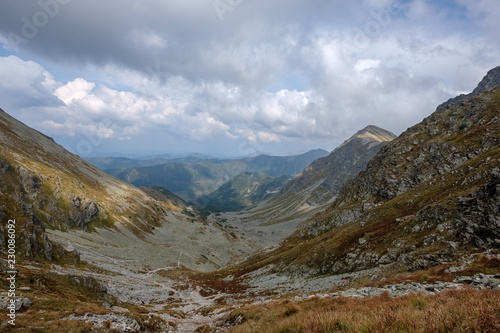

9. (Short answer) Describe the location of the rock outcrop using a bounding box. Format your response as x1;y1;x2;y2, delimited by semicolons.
325;273;500;299
0;160;80;262
455;168;500;249
67;196;99;229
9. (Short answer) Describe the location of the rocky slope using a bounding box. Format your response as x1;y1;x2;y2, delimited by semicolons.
235;66;500;279
106;149;328;202
0;108;255;271
211;126;395;247
278;125;396;206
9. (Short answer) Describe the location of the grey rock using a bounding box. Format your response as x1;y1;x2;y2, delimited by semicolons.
14;296;32;310
423;234;437;247
454;173;500;249
485;278;500;289
454;276;473;284
378;254;392;265
447;241;459;252
68;275;107;294
67;197;99;229
415;205;452;224
19;167;42;197
67;313;141;332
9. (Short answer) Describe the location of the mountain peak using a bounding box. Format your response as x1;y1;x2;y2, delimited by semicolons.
472;66;500;95
355;125;397;142
339;125;396;149
438;65;500;110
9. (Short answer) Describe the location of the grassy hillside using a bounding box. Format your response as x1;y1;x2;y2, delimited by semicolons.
198;172;291;212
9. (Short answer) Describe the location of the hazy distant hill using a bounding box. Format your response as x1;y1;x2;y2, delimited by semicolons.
84;153;222;170
197;172;291;212
106;149;329;201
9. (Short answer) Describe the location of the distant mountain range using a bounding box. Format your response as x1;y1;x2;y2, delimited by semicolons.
84;153;222;170
104;149;329;202
197;172;292;212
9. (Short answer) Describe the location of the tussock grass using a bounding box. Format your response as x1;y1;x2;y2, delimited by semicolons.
228;288;500;333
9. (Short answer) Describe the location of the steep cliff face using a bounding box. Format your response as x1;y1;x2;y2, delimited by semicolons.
0;159;79;262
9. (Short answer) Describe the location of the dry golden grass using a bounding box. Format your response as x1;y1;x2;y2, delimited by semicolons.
227;288;500;333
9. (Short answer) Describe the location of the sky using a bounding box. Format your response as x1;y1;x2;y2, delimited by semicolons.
0;0;499;158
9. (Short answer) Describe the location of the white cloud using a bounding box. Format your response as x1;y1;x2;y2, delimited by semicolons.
456;0;500;35
0;56;60;109
54;78;96;105
0;0;499;156
258;131;281;143
355;59;381;73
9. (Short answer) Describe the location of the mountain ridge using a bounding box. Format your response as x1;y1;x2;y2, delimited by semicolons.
106;149;329;202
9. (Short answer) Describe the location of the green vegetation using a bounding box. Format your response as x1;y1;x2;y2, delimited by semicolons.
199;172;291;212
106;150;328;202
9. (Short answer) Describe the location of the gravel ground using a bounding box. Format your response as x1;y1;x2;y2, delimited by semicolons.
47;212;256;273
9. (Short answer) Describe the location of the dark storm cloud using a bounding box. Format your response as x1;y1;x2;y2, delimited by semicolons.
0;0;369;86
0;0;499;156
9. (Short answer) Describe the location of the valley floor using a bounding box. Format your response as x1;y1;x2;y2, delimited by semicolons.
3;251;500;332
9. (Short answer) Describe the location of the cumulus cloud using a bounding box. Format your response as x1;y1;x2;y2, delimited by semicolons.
0;0;499;156
0;56;61;109
55;78;95;105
